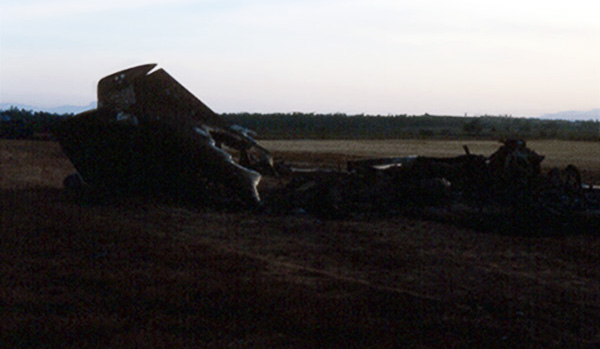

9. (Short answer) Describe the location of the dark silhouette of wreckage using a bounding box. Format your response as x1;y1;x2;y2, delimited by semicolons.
55;64;600;234
55;64;273;207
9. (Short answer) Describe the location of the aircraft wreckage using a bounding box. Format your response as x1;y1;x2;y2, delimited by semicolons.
54;64;273;207
55;64;600;234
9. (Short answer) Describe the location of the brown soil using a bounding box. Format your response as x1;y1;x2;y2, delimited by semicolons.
1;139;599;347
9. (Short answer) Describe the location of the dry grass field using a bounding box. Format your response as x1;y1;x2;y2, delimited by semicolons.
264;139;600;183
1;139;599;347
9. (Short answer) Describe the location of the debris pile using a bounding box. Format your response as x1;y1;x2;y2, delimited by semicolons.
55;65;600;234
279;139;600;233
54;64;273;208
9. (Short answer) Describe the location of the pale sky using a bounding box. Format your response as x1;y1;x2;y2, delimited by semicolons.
1;0;599;116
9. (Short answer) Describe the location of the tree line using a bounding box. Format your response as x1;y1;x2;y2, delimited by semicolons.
0;107;64;139
1;107;599;141
221;112;600;141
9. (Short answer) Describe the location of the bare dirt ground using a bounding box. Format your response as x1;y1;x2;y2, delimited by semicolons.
1;139;599;347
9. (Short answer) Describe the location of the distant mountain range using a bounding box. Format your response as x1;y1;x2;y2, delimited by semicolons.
538;109;600;121
0;102;96;115
1;102;598;120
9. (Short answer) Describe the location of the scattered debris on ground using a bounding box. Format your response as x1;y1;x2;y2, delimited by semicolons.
275;139;600;234
54;65;600;234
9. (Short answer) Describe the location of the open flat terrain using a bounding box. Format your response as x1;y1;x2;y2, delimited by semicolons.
1;139;599;347
263;139;600;183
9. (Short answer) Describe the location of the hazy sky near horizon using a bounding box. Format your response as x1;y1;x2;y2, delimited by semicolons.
1;0;599;116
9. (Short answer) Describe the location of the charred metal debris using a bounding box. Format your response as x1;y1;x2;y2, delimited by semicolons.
55;65;600;234
54;64;273;208
280;139;600;233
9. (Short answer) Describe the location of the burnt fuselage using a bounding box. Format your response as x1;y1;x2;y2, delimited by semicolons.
55;64;267;206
